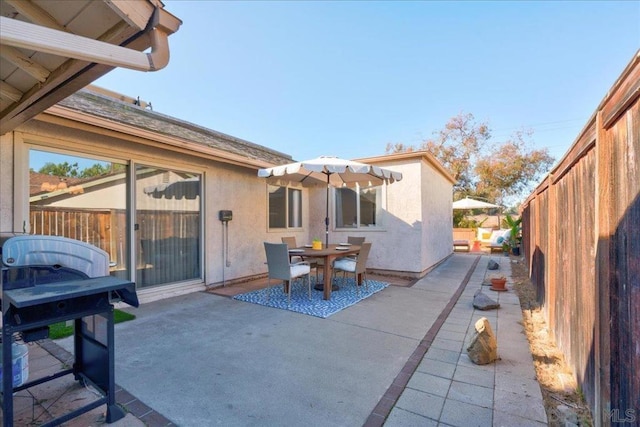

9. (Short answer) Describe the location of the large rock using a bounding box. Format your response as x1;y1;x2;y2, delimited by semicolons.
467;317;498;365
487;259;499;270
473;290;500;310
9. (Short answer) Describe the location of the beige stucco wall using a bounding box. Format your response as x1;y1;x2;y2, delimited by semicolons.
358;160;423;274
420;159;454;268
306;162;424;275
368;155;453;276
3;115;454;302
309;154;454;277
203;162;315;286
1;119;318;299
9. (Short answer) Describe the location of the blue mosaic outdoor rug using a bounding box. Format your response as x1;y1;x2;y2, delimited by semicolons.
232;277;388;318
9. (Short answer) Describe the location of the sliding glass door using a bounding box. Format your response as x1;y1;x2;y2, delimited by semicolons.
135;166;201;288
28;149;202;288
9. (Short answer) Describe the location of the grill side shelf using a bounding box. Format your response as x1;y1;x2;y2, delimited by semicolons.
3;276;136;308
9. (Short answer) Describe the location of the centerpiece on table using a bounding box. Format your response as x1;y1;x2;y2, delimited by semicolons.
312;238;323;250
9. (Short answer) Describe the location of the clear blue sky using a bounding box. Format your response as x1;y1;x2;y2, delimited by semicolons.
93;0;639;166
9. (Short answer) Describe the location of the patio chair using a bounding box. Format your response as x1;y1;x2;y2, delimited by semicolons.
281;236;321;281
334;235;366;264
347;236;365;245
281;236;302;262
264;242;311;305
331;242;372;295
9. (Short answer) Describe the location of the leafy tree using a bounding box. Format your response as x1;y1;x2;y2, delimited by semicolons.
386;112;554;207
475;129;554;205
385;142;415;154
37;161;123;178
387;112;491;195
454;212;488;229
423;113;491;193
80;163;112;177
38;161;80;177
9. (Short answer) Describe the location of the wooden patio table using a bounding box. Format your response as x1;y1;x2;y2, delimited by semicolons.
289;244;361;300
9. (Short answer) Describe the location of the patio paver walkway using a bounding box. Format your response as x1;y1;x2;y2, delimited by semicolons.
381;253;546;426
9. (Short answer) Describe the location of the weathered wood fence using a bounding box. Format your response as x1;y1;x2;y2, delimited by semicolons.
521;51;639;425
30;206;124;262
30;206;199;273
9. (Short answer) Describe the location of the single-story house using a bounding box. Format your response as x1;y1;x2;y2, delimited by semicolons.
0;87;455;304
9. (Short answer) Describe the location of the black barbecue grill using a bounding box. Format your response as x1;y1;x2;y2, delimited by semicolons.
1;234;138;426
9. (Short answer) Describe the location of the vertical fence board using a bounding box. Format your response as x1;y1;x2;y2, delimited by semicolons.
596;109;613;423
608;102;640;418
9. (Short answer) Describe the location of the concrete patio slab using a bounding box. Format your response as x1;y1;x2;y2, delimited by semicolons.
5;254;547;426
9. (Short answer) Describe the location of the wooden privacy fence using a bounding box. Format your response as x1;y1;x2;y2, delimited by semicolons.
521;51;639;425
30;206;123;262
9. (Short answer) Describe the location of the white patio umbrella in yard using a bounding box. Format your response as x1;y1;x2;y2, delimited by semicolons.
258;156;403;247
453;197;502;228
452;197;499;210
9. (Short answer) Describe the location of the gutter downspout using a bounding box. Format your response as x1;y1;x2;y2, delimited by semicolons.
0;8;173;72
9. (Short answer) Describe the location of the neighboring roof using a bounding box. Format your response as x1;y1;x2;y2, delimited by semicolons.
0;0;181;135
29;167;185;203
29;172;87;197
48;88;294;167
29;167;185;204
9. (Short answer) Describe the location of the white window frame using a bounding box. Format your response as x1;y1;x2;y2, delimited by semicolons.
267;184;303;230
334;184;384;229
21;142;205;288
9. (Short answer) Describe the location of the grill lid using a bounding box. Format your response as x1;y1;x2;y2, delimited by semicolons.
1;235;109;278
1;235;139;308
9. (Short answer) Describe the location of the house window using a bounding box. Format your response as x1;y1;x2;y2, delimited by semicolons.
335;185;382;228
268;185;302;229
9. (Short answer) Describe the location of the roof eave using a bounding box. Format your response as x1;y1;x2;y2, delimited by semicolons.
355;151;457;185
35;104;277;171
0;2;182;136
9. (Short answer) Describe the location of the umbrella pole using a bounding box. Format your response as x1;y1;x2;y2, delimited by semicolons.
325;173;330;248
